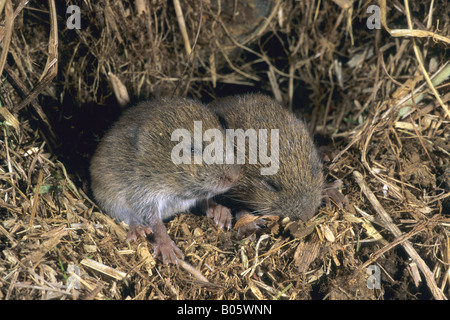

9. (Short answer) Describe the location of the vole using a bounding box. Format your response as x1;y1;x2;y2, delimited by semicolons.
90;98;240;264
207;93;324;227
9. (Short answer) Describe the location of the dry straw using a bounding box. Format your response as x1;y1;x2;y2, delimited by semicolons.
0;0;449;300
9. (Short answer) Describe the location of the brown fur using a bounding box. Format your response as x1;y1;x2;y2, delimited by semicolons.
90;98;240;263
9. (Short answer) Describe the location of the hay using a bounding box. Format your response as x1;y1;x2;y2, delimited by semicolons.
0;0;449;300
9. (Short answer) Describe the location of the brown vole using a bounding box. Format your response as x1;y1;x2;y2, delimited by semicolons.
208;93;324;223
90;98;240;264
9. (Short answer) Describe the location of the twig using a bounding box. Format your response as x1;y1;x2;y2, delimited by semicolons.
389;29;450;46
177;259;218;287
80;258;128;281
0;0;13;78
173;0;192;59
29;170;44;227
171;0;203;97
267;66;283;104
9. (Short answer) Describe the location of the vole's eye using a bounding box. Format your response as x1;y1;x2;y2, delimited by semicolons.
263;179;280;192
217;115;228;130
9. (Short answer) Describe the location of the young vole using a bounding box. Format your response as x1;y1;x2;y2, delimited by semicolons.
208;93;324;225
90;98;240;264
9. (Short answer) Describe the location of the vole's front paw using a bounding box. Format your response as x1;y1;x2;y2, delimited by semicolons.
154;236;184;265
206;201;233;230
126;224;152;242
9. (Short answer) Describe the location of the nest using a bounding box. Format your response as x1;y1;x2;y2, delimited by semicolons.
0;0;449;300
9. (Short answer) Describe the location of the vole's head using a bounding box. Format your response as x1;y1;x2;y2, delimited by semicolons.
134;98;240;200
210;93;324;221
231;117;324;221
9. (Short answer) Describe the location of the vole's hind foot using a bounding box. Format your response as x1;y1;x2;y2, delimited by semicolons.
154;233;184;264
323;179;348;209
126;224;152;242
206;201;233;230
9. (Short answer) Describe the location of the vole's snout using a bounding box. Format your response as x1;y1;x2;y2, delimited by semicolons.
218;164;241;191
227;164;241;184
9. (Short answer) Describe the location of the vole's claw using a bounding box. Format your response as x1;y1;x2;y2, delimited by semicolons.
206;201;233;230
127;224;152;242
154;237;184;265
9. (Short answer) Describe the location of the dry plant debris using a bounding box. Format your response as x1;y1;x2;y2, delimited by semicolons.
0;0;449;300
